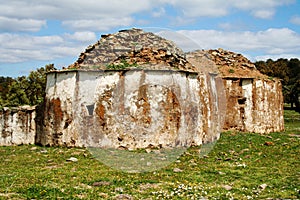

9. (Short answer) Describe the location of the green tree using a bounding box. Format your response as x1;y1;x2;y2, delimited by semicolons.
287;58;300;111
0;76;14;108
0;64;56;108
5;76;30;107
26;64;55;105
255;58;300;112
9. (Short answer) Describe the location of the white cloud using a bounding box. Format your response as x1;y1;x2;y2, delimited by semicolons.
162;0;294;18
0;16;46;32
169;17;196;27
156;30;200;52
0;0;153;20
218;22;249;31
66;32;97;42
0;0;295;32
232;0;295;19
177;28;300;60
1;26;299;65
1;28;299;64
164;0;230;17
0;34;64;49
251;9;275;19
0;0;296;33
62;18;134;31
0;0;153;32
218;23;233;30
152;8;166;18
0;32;97;63
290;15;300;25
231;0;293;10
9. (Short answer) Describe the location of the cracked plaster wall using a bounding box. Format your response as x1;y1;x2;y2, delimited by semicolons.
0;106;36;145
223;78;284;133
0;73;284;147
38;69;222;148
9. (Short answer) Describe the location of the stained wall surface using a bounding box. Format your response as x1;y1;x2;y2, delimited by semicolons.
223;78;284;133
0;106;36;145
38;69;223;148
0;73;284;147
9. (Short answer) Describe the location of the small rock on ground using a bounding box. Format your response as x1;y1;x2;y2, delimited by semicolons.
259;183;267;190
92;181;111;187
222;185;233;190
66;157;78;162
173;168;183;173
114;194;133;200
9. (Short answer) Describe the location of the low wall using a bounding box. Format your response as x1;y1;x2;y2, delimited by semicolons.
0;106;36;145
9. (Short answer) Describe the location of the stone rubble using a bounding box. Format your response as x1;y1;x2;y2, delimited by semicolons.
186;49;266;78
67;28;267;79
109;47;196;71
68;28;189;71
208;48;266;78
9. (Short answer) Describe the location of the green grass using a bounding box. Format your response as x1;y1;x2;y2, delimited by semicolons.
0;110;299;199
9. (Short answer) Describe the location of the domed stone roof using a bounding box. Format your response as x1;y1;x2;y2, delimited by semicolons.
67;28;195;71
66;28;266;78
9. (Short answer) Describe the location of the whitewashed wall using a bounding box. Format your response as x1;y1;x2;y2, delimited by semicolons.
0;106;36;145
0;71;285;147
40;70;222;148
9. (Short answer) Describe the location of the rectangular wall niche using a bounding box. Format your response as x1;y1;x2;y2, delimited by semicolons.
86;104;95;116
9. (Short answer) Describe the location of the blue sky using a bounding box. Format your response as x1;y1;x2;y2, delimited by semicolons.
0;0;300;77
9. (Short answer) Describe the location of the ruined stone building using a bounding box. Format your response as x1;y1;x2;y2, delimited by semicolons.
0;29;284;147
187;49;284;133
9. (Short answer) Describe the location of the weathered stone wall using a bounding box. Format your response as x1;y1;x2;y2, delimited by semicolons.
189;48;284;134
38;69;223;148
0;106;36;145
223;78;284;133
35;71;78;146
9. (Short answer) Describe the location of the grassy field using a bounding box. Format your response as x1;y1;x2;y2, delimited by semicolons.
0;110;299;199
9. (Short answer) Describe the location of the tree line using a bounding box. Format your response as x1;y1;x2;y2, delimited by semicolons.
0;64;56;108
0;59;299;112
255;58;300;112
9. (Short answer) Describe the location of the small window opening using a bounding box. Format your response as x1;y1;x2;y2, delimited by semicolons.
238;97;247;105
86;104;95;116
